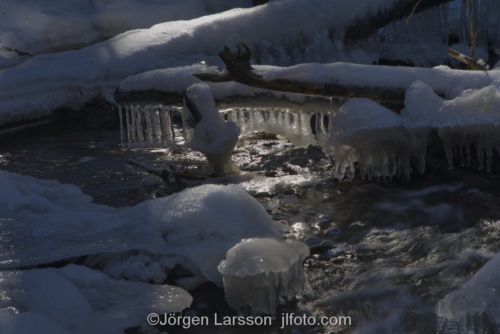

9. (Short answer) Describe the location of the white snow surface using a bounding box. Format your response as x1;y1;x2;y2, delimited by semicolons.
437;251;500;332
0;0;404;125
0;171;283;285
0;264;192;334
218;238;309;317
0;0;253;57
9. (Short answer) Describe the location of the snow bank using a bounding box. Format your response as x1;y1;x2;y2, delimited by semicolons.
218;238;309;317
0;0;253;58
0;264;192;334
0;0;405;125
0;171;283;285
436;251;500;333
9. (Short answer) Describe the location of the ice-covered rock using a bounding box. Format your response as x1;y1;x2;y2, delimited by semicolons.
218;238;309;317
436;251;500;333
0;264;192;334
324;98;413;180
183;83;241;175
0;171;283;286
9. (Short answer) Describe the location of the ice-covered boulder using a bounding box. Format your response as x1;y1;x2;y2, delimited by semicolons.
183;83;241;175
436;252;500;333
324;98;413;180
0;171;283;286
218;238;309;317
0;264;192;334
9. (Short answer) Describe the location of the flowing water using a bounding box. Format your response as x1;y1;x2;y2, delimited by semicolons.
1;106;500;334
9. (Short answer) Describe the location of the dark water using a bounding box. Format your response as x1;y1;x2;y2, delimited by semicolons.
2;113;500;333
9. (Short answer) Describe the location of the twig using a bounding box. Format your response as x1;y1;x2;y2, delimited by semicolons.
406;0;423;24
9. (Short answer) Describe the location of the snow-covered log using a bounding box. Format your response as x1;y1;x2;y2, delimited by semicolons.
195;45;500;106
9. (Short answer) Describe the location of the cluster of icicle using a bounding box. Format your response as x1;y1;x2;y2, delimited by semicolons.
225;108;330;147
378;0;500;50
119;105;177;147
218;238;309;318
324;81;500;180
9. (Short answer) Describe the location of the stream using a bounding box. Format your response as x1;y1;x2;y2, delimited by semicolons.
1;106;500;334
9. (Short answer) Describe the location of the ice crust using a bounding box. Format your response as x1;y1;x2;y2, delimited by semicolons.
0;264;192;334
324;81;500;180
218;238;309;317
436;251;500;333
0;171;283;286
183;83;241;175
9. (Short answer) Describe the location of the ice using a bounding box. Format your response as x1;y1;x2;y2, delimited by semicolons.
0;264;192;334
324;98;413;180
218;238;309;317
184;83;241;175
120;105;176;147
225;108;318;147
0;171;283;286
436;251;500;333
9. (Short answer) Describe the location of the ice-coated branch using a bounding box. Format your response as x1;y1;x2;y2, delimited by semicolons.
344;0;454;44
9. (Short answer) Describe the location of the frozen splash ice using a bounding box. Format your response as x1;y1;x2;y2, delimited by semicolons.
119;104;176;147
218;238;309;317
436;251;500;333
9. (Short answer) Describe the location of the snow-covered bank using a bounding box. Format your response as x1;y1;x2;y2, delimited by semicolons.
0;171;283;285
0;0;253;64
0;265;192;334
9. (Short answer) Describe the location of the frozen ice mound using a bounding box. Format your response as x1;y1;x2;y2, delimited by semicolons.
0;264;192;334
0;171;283;286
436;252;500;333
406;82;500;171
218;238;309;317
324;98;415;180
184;83;241;175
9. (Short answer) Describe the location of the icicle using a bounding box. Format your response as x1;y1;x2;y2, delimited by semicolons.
118;105;125;146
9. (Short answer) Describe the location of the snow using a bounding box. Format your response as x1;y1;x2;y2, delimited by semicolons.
183;83;241;175
324;82;500;179
0;171;283;286
218;238;309;317
436;251;500;333
0;264;192;334
0;0;253;58
0;0;406;125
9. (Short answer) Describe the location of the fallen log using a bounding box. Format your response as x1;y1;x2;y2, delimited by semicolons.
194;44;500;107
447;48;488;71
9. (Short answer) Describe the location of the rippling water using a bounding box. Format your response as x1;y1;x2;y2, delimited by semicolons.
1;109;500;333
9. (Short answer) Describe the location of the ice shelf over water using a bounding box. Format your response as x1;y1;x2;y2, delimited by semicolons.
218;238;309;317
324;81;500;180
436;251;500;333
0;171;283;286
0;264;192;334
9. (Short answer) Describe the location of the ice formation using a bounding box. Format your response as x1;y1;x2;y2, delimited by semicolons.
119;105;176;147
436;251;500;333
324;98;414;180
218;238;309;317
225;108;319;147
324;80;500;180
183;83;241;175
0;171;283;285
0;264;192;334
